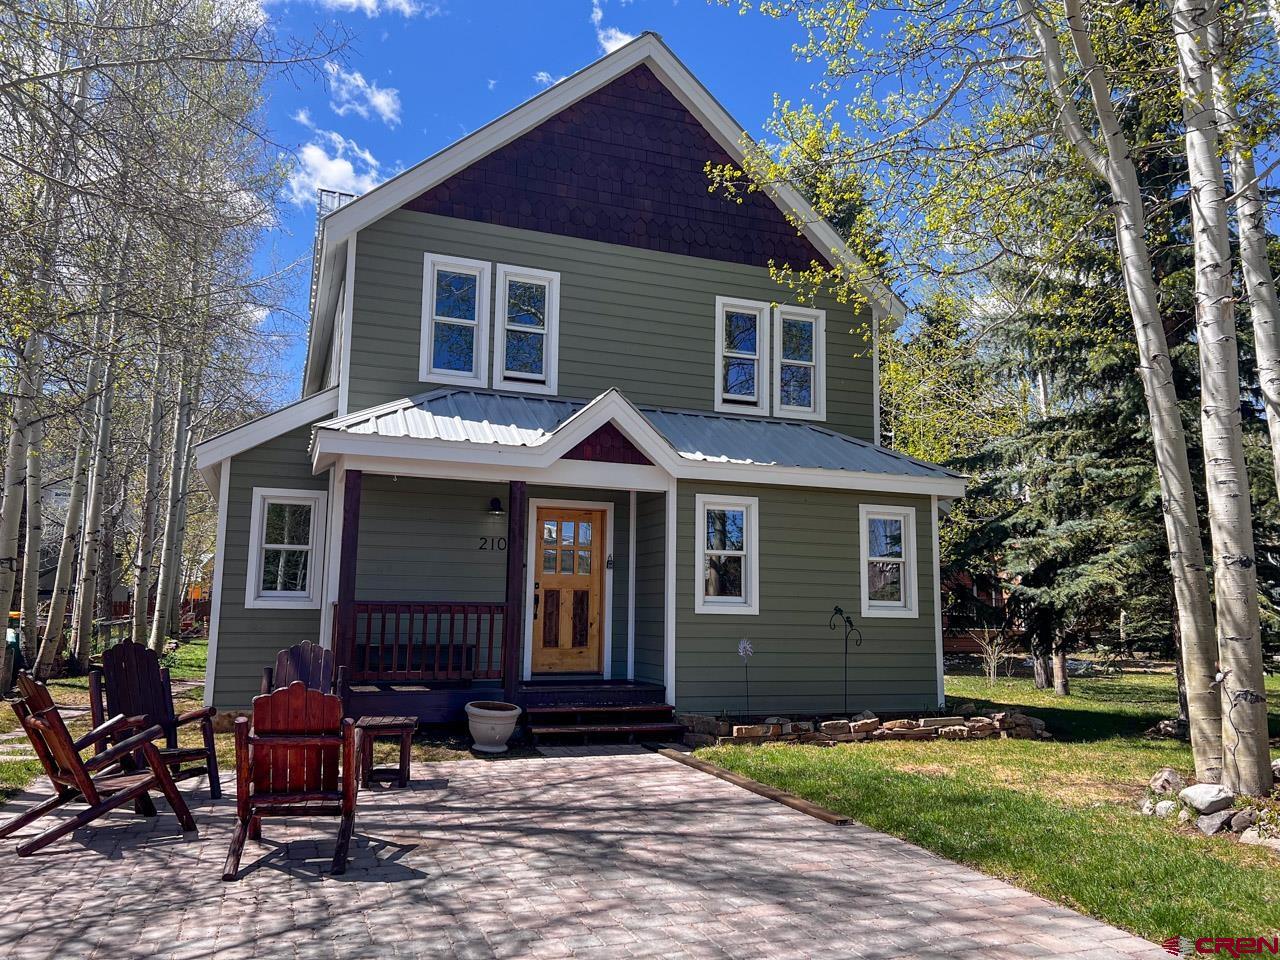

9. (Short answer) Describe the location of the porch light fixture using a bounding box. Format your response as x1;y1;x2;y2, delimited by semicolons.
487;497;506;517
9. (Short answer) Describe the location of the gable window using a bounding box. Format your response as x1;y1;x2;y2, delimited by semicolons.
245;488;328;609
420;252;491;386
773;305;826;420
493;264;560;394
859;504;917;618
695;494;760;614
714;296;770;414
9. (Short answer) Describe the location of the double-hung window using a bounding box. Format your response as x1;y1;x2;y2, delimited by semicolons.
493;264;560;394
714;296;770;414
420;252;491;386
773;305;825;419
695;494;760;614
860;504;918;618
245;488;328;609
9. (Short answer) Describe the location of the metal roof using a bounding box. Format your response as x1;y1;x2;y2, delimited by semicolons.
317;388;961;481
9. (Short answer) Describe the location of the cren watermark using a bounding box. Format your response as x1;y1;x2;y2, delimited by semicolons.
1163;937;1280;957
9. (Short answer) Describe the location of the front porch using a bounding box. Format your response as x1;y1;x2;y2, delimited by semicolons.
330;470;673;724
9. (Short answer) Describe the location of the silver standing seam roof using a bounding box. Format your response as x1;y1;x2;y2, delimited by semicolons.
316;388;961;481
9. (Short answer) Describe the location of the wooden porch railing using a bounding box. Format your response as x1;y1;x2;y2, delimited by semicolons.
337;601;508;683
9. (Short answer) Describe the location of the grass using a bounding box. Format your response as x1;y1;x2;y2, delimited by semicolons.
698;668;1280;940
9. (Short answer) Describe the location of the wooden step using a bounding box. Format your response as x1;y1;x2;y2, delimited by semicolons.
526;703;674;716
530;721;686;738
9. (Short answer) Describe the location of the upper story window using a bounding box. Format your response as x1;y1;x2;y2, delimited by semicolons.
245;488;328;610
773;305;826;420
714;296;770;415
695;493;760;615
493;264;560;395
420;252;491;386
860;504;918;618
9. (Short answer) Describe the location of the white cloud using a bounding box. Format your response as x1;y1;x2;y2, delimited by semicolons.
287;117;382;206
532;70;565;87
280;0;439;17
590;0;635;54
325;62;401;126
487;78;498;91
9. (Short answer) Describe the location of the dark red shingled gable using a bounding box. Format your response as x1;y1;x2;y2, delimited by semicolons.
401;64;827;270
563;422;652;466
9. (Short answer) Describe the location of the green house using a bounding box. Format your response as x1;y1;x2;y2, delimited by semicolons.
193;33;965;725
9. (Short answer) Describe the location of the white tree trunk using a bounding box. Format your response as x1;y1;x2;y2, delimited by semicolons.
149;351;192;651
1174;0;1272;796
70;358;114;672
132;348;167;645
34;334;104;679
1018;0;1224;781
20;404;44;664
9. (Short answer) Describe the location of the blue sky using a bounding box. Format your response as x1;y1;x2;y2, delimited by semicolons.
256;0;824;403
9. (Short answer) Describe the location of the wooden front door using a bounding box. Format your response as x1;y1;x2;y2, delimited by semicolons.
532;506;606;673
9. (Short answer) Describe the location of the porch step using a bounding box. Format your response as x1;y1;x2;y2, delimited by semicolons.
519;680;667;709
527;702;675;716
529;721;686;742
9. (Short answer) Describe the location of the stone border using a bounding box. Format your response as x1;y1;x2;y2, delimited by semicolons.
679;709;1049;748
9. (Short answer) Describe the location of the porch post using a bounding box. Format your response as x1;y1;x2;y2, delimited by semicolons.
335;469;363;677
503;480;528;703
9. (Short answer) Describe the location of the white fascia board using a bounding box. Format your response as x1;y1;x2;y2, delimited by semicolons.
311;33;905;321
535;390;686;474
331;454;672;493
194;387;340;484
303;240;348;397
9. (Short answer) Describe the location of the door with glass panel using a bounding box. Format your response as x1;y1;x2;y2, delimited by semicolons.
532;507;606;673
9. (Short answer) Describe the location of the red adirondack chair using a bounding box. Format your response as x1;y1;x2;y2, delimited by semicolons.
222;681;358;881
0;673;197;856
261;640;348;698
88;640;221;799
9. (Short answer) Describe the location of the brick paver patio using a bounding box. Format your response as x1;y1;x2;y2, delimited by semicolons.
0;746;1167;960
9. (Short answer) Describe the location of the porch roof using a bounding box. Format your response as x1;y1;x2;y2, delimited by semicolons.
313;388;963;489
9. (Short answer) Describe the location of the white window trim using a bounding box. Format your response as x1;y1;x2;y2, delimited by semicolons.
492;263;560;395
420;252;491;387
245;487;328;610
694;493;760;615
714;296;771;415
860;503;918;618
772;304;826;421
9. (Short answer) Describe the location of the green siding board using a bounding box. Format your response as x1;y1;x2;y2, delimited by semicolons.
674;481;939;715
212;425;328;711
634;491;666;686
348;211;874;439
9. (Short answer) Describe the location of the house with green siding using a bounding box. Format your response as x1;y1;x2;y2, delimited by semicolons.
193;33;965;733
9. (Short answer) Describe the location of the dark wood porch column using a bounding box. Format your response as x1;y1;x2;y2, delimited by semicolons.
334;469;363;676
502;480;528;703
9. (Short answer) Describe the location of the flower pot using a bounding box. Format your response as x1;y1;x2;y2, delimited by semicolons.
465;700;521;753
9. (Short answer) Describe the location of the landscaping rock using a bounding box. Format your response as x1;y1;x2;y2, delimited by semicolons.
850;718;880;733
1273;758;1280;780
1196;810;1235;836
1240;828;1280;854
790;721;814;734
1230;809;1258;833
1140;798;1156;816
852;709;877;722
1146;718;1189;740
820;720;851;736
937;725;970;740
732;724;769;738
885;727;936;740
966;727;994;739
1178;783;1234;815
1148;767;1186;796
1154;800;1177;819
883;719;919;731
682;732;717;749
955;702;977;716
919;716;966;729
764;717;790;726
1178;808;1192;824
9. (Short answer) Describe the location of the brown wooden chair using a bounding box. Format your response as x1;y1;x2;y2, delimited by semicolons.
223;681;358;881
88;640;221;799
0;672;197;856
261;640;348;699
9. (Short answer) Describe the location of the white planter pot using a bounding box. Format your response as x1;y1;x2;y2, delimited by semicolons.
465;700;521;753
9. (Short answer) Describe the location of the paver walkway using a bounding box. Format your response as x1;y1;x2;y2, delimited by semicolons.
0;747;1167;960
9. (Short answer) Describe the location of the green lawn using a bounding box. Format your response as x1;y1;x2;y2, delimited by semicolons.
698;669;1280;940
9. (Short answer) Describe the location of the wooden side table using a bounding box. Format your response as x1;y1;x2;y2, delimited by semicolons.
355;715;417;788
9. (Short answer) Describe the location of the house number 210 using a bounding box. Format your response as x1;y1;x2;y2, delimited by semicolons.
479;537;507;551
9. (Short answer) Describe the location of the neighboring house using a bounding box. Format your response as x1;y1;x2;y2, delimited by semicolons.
193;33;966;723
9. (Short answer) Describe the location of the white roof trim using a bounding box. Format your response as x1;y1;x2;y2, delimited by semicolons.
194;387;339;489
304;33;903;392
